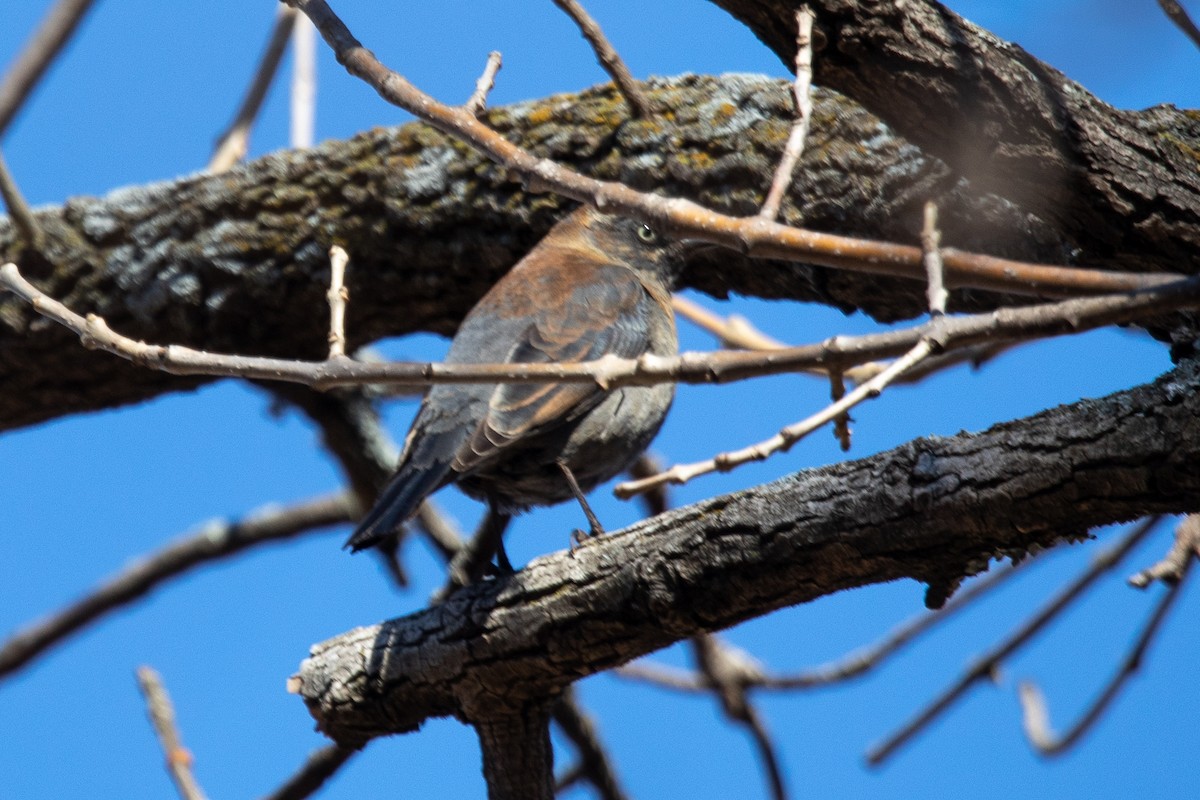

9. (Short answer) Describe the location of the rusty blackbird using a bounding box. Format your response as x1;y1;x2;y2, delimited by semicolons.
346;205;686;552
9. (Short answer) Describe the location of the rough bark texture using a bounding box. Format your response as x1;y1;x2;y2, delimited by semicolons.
292;358;1200;747
476;703;557;800
3;0;1200;768
711;0;1200;272
0;73;1112;433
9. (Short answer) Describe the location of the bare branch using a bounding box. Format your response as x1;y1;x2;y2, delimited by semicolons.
922;201;947;316
0;493;352;680
1129;513;1200;587
693;636;787;800
291;13;316;148
1158;0;1200;50
551;687;630;800
290;355;1200;746
209;6;299;173
0;148;42;250
828;368;851;451
759;6;815;221
1019;538;1193;755
463;51;502;116
550;0;652;117
672;293;998;389
671;294;790;353
136;666;208;800
404;490;632;800
326;245;349;358
867;517;1162;766
259;745;357;800
617;338;937;496
282;0;1185;300
762;560;1025;688
5;259;1198;395
0;0;98;136
620;559;1026;693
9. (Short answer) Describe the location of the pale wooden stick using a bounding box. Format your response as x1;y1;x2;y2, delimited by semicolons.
326;245;349;358
759;6;815;221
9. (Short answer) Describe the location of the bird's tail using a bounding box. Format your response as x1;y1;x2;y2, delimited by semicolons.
344;455;450;552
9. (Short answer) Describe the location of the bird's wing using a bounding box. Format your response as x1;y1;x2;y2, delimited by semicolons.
451;262;655;474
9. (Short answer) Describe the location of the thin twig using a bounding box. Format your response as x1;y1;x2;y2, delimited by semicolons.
463;51;502;117
867;517;1161;766
0;493;353;680
259;745;357;800
619;558;1025;692
6;259;1198;401
1129;514;1200;587
291;13;316;148
550;0;652;117
136;666;208;800
1158;0;1200;50
283;0;1185;300
209;6;299;172
551;687;631;800
759;6;815;221
617;338;936;496
828;368;851;451
692;635;788;800
671;294;787;351
762;560;1026;688
1019;546;1193;756
922;201;947;316
0;148;42;249
0;0;98;136
672;293;997;388
326;245;349;358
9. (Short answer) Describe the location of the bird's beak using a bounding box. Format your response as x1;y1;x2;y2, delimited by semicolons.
677;238;720;257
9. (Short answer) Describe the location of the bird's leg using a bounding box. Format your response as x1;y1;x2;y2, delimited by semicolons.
445;504;514;588
556;459;605;538
489;507;516;574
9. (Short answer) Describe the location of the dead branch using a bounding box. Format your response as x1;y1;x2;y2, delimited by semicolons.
0;493;353;679
284;0;1184;301
550;0;652;117
867;517;1162;766
0;0;98;136
209;6;299;172
1019;528;1193;756
1157;0;1200;50
4;260;1197;395
287;359;1200;747
463;51;502;116
259;745;357;800
137;666;208;800
620;558;1026;692
758;6;815;222
0;149;41;250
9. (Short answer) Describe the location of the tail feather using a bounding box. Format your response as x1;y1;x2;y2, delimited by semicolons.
344;456;453;552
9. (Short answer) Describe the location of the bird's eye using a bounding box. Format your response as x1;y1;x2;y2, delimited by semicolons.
636;224;659;244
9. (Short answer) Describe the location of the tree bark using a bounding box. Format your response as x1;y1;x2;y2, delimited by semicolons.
290;358;1200;747
475;703;556;800
710;0;1200;271
4;68;1182;433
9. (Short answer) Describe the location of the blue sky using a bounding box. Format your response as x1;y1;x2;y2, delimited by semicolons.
2;2;1198;799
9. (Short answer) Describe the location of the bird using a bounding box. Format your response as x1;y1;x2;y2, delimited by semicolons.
345;205;688;558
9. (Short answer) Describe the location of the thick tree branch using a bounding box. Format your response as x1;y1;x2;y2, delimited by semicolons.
709;0;1200;273
289;359;1200;746
3;71;1181;433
